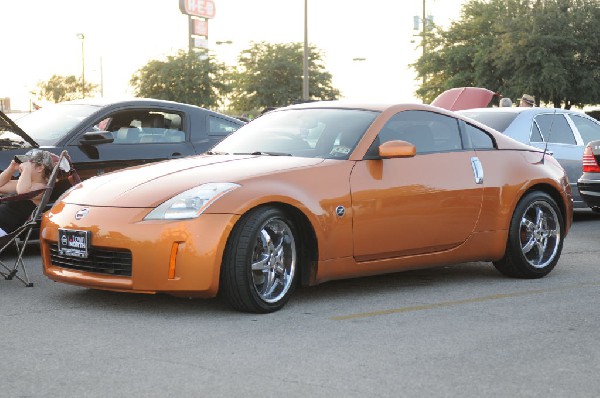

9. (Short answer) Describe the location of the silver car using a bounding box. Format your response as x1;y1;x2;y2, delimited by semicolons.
458;107;600;209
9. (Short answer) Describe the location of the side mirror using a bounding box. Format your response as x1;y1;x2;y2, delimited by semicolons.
79;130;114;146
378;140;416;158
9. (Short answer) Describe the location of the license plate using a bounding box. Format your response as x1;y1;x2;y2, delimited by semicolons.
58;229;91;258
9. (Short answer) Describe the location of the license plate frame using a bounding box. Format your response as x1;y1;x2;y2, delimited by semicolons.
58;229;91;258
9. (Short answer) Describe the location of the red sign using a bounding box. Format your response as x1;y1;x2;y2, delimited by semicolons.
179;0;216;19
192;18;208;36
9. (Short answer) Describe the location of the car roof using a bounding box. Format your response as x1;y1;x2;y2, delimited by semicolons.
51;97;243;123
60;97;202;109
458;106;587;116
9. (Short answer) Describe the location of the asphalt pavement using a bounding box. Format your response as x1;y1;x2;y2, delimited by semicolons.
1;210;599;397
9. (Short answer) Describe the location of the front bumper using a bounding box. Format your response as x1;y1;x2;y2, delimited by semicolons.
41;202;240;297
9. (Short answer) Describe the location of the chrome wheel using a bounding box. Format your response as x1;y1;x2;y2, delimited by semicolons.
250;218;296;304
494;191;565;279
519;200;561;268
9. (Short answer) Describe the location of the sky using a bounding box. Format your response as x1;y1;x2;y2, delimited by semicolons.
1;0;468;111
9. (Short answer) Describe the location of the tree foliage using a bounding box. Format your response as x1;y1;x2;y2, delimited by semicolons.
229;42;340;114
130;50;231;109
37;74;97;103
413;0;600;108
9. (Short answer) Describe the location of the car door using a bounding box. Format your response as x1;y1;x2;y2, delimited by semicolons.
528;113;583;202
350;110;484;262
65;107;196;180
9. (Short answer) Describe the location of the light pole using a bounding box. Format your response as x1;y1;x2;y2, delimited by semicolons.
413;1;429;85
99;56;104;97
302;0;309;101
76;33;85;98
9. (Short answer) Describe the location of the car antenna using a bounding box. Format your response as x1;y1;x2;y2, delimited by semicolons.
538;108;557;165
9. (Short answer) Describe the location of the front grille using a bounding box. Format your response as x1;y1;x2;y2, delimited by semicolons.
49;244;132;277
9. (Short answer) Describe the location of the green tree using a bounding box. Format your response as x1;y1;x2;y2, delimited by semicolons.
413;0;600;108
130;50;231;109
229;42;340;114
37;74;97;103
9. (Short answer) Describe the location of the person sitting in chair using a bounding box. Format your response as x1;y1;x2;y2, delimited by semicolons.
0;149;54;237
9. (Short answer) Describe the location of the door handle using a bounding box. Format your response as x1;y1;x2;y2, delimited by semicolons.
470;157;484;184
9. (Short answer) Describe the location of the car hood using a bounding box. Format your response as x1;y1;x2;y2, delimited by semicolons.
431;87;497;111
61;154;325;207
0;109;39;148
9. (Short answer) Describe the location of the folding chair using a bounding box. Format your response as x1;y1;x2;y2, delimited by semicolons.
0;150;79;286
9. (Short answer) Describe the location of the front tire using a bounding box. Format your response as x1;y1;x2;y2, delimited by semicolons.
493;191;564;278
220;206;298;313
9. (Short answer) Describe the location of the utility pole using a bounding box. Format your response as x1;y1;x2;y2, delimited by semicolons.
302;0;309;101
76;33;86;98
422;0;427;85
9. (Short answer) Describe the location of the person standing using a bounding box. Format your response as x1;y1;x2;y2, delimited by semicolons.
519;94;535;107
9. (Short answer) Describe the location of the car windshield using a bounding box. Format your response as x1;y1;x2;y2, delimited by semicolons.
459;111;519;132
15;103;102;145
212;108;379;159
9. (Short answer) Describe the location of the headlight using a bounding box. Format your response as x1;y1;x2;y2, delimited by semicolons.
144;182;240;220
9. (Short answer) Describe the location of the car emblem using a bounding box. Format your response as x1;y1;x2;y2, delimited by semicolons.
75;208;90;220
335;206;345;217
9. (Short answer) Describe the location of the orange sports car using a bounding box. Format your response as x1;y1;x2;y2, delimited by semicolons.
41;101;573;313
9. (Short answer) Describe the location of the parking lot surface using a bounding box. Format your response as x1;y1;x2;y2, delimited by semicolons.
2;210;599;397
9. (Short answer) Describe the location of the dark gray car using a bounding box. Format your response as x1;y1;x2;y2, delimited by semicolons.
0;98;244;197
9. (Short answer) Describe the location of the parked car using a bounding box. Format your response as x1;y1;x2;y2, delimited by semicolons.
577;140;600;212
457;107;600;209
41;101;573;313
0;98;244;197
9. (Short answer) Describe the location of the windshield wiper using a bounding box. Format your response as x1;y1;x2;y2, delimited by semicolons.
205;150;227;155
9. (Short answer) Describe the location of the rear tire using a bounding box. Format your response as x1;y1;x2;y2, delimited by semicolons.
220;206;298;313
493;191;564;279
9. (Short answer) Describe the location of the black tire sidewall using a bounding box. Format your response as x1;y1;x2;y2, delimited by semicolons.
223;206;299;313
506;191;564;277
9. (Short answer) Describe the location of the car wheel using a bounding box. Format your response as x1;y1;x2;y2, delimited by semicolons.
493;191;564;279
592;206;600;214
220;206;298;313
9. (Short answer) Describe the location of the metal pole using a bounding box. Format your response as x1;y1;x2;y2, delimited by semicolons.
77;33;86;98
422;0;426;85
100;56;104;97
302;0;309;101
188;16;194;53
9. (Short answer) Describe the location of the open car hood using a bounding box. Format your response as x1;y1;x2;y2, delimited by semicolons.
0;109;39;148
431;87;497;111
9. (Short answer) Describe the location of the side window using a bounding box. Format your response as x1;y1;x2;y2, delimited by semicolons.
570;115;600;145
102;110;184;144
209;115;241;137
534;114;576;145
138;112;184;144
464;123;495;149
371;110;463;155
530;123;543;142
